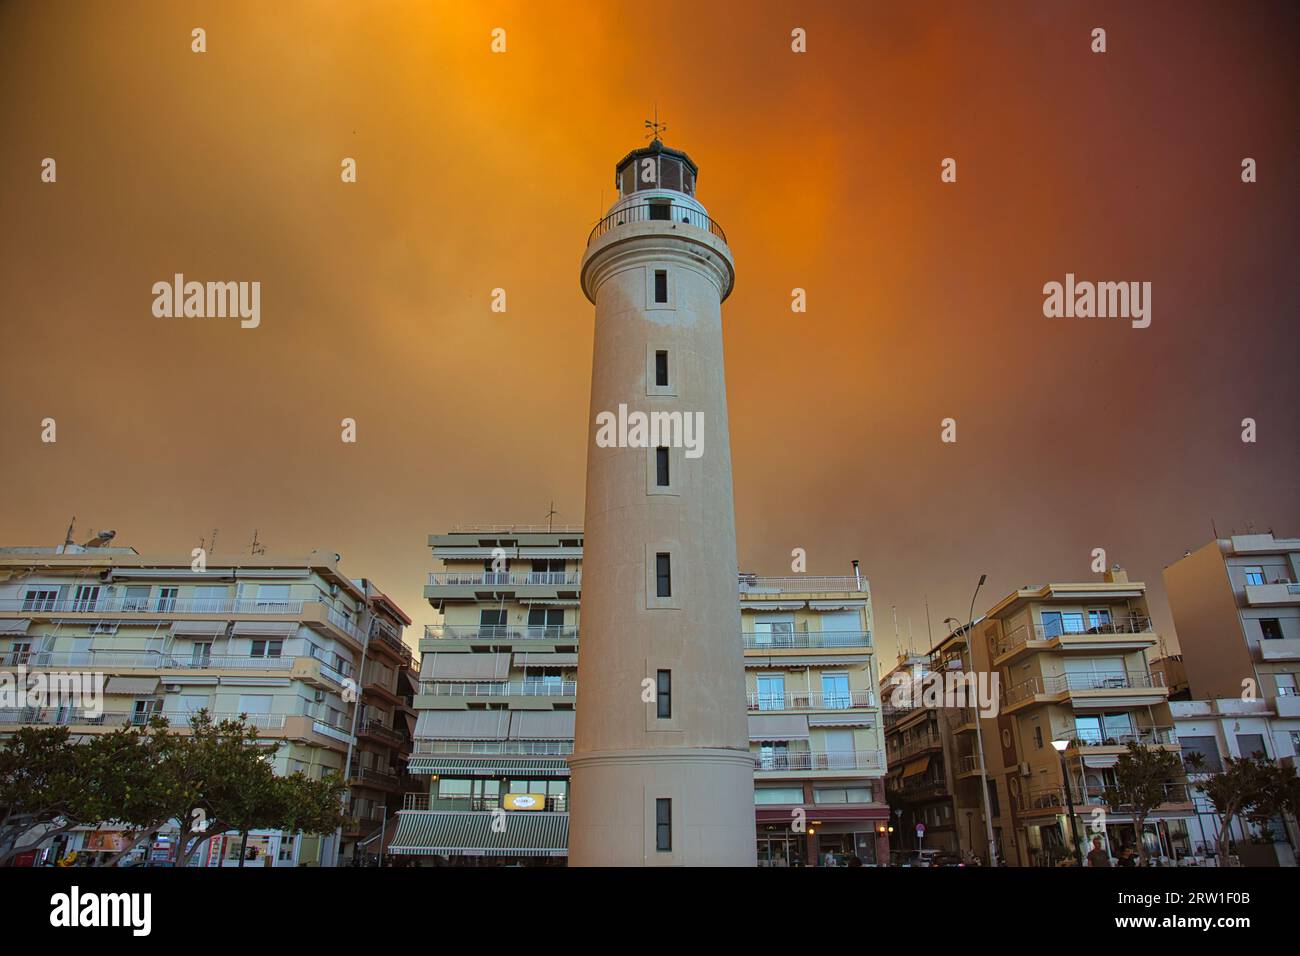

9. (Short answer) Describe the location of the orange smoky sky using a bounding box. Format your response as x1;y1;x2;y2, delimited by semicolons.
1;1;1297;660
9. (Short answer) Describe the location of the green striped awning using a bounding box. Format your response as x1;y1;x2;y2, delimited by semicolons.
388;811;569;857
407;756;570;776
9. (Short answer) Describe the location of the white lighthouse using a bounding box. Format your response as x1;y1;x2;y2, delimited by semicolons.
569;133;756;866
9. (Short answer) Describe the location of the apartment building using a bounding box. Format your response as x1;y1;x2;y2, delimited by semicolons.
739;572;886;866
880;639;989;863
391;526;582;864
0;536;412;867
961;570;1191;866
1163;532;1300;711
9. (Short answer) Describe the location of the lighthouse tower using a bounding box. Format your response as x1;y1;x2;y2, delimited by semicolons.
569;135;755;866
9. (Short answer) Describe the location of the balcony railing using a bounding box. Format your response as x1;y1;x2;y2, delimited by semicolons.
427;572;582;588
16;650;298;671
353;767;400;787
368;621;412;660
1059;727;1178;749
423;624;579;642
587;201;727;247
996;617;1154;657
412;739;573;756
420;681;577;697
447;524;584;534
892;732;944;760
1005;671;1165;705
746;690;874;711
743;630;872;649
402;793;568;812
1017;781;1191;812
739;575;867;594
0;708;135;727
360;719;406;745
0;597;313;616
752;750;883;772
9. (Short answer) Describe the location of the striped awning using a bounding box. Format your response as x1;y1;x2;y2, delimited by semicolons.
420;652;510;681
513;652;578;667
407;756;570;776
171;620;228;636
414;710;512;740
0;619;31;634
748;714;810;740
388;810;569;857
902;756;931;778
231;621;299;637
104;676;161;696
809;714;874;728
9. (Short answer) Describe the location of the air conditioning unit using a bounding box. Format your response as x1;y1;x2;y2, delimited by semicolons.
164;684;182;694
1018;762;1032;777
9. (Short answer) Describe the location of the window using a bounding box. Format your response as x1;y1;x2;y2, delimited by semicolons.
256;584;290;608
1179;735;1223;772
132;699;161;726
7;642;32;666
1033;725;1044;749
755;787;804;805
1087;608;1112;631
250;640;283;659
1236;734;1267;759
155;587;178;612
122;586;151;611
648;202;671;221
759;741;790;770
813;786;873;804
527;607;564;637
1260;619;1283;640
1244;566;1266;586
22;588;58;612
1275;674;1297;697
193;586;226;613
479;609;507;635
986;779;1000;817
655;553;671;597
655;447;670;487
654;270;667;303
237;695;273;715
656;669;671;719
1041;611;1085;637
655;798;672;851
73;585;100;612
655;350;668;386
756;675;785;710
820;673;851;709
191;642;212;667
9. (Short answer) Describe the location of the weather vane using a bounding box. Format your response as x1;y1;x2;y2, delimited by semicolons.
644;106;667;141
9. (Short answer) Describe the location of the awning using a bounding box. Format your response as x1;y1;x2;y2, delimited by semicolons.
0;619;31;635
513;653;578;667
524;599;580;607
748;714;810;741
388;810;568;857
746;656;866;669
1083;754;1120;769
509;710;575;740
809;600;867;610
902;756;931;778
231;621;299;637
809;714;874;728
414;710;511;740
420;653;509;681
170;620;228;636
743;602;805;611
407;756;570;776
104;676;161;696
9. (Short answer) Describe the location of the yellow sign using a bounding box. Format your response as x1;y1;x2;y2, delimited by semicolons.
502;793;547;811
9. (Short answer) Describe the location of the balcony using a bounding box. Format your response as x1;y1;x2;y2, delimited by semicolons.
739;575;866;594
16;650;298;671
1259;638;1300;662
891;731;944;761
587;201;727;247
368;620;412;663
427;572;581;588
412;739;573;756
419;681;577;698
746;690;873;712
402;793;568;813
1004;672;1166;710
0;709;287;731
995;617;1155;661
1243;582;1300;607
0;596;309;617
423;624;579;643
1057;727;1178;752
742;630;872;650
351;767;401;790
359;719;406;747
1016;781;1192;815
752;750;884;773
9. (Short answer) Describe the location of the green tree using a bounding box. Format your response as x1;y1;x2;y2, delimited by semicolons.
1192;751;1296;865
0;726;94;864
1101;741;1185;865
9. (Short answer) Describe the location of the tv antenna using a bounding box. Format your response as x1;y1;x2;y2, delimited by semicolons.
545;501;559;532
250;529;266;556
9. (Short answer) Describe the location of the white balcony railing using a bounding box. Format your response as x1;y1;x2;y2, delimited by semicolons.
996;617;1154;657
1005;672;1165;705
18;651;298;671
412;739;573;756
427;571;582;588
743;630;872;649
0;597;308;616
419;681;577;697
752;750;884;772
423;624;579;642
739;575;867;594
746;690;874;711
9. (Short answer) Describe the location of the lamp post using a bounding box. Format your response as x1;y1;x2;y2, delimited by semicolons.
1052;739;1084;866
943;573;997;867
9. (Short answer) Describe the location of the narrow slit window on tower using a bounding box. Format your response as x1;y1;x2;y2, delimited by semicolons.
655;447;670;487
655;552;672;597
649;201;671;221
656;669;672;718
654;270;668;304
655;798;672;851
655;350;668;386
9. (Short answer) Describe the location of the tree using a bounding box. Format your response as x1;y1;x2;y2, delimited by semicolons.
1101;741;1185;865
1191;751;1296;865
0;726;108;865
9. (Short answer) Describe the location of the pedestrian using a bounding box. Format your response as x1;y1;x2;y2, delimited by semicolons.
1086;836;1111;867
1116;845;1137;867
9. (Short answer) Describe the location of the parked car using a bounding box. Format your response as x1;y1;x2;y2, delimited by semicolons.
899;849;941;867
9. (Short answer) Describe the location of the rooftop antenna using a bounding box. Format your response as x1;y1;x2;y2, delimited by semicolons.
250;529;266;556
644;106;668;142
545;502;559;533
208;528;219;556
62;516;76;550
924;595;934;652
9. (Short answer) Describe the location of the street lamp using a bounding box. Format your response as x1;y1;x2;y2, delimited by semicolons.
1051;739;1085;866
943;573;997;867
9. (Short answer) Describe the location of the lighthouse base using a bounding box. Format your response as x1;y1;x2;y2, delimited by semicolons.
567;747;757;867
